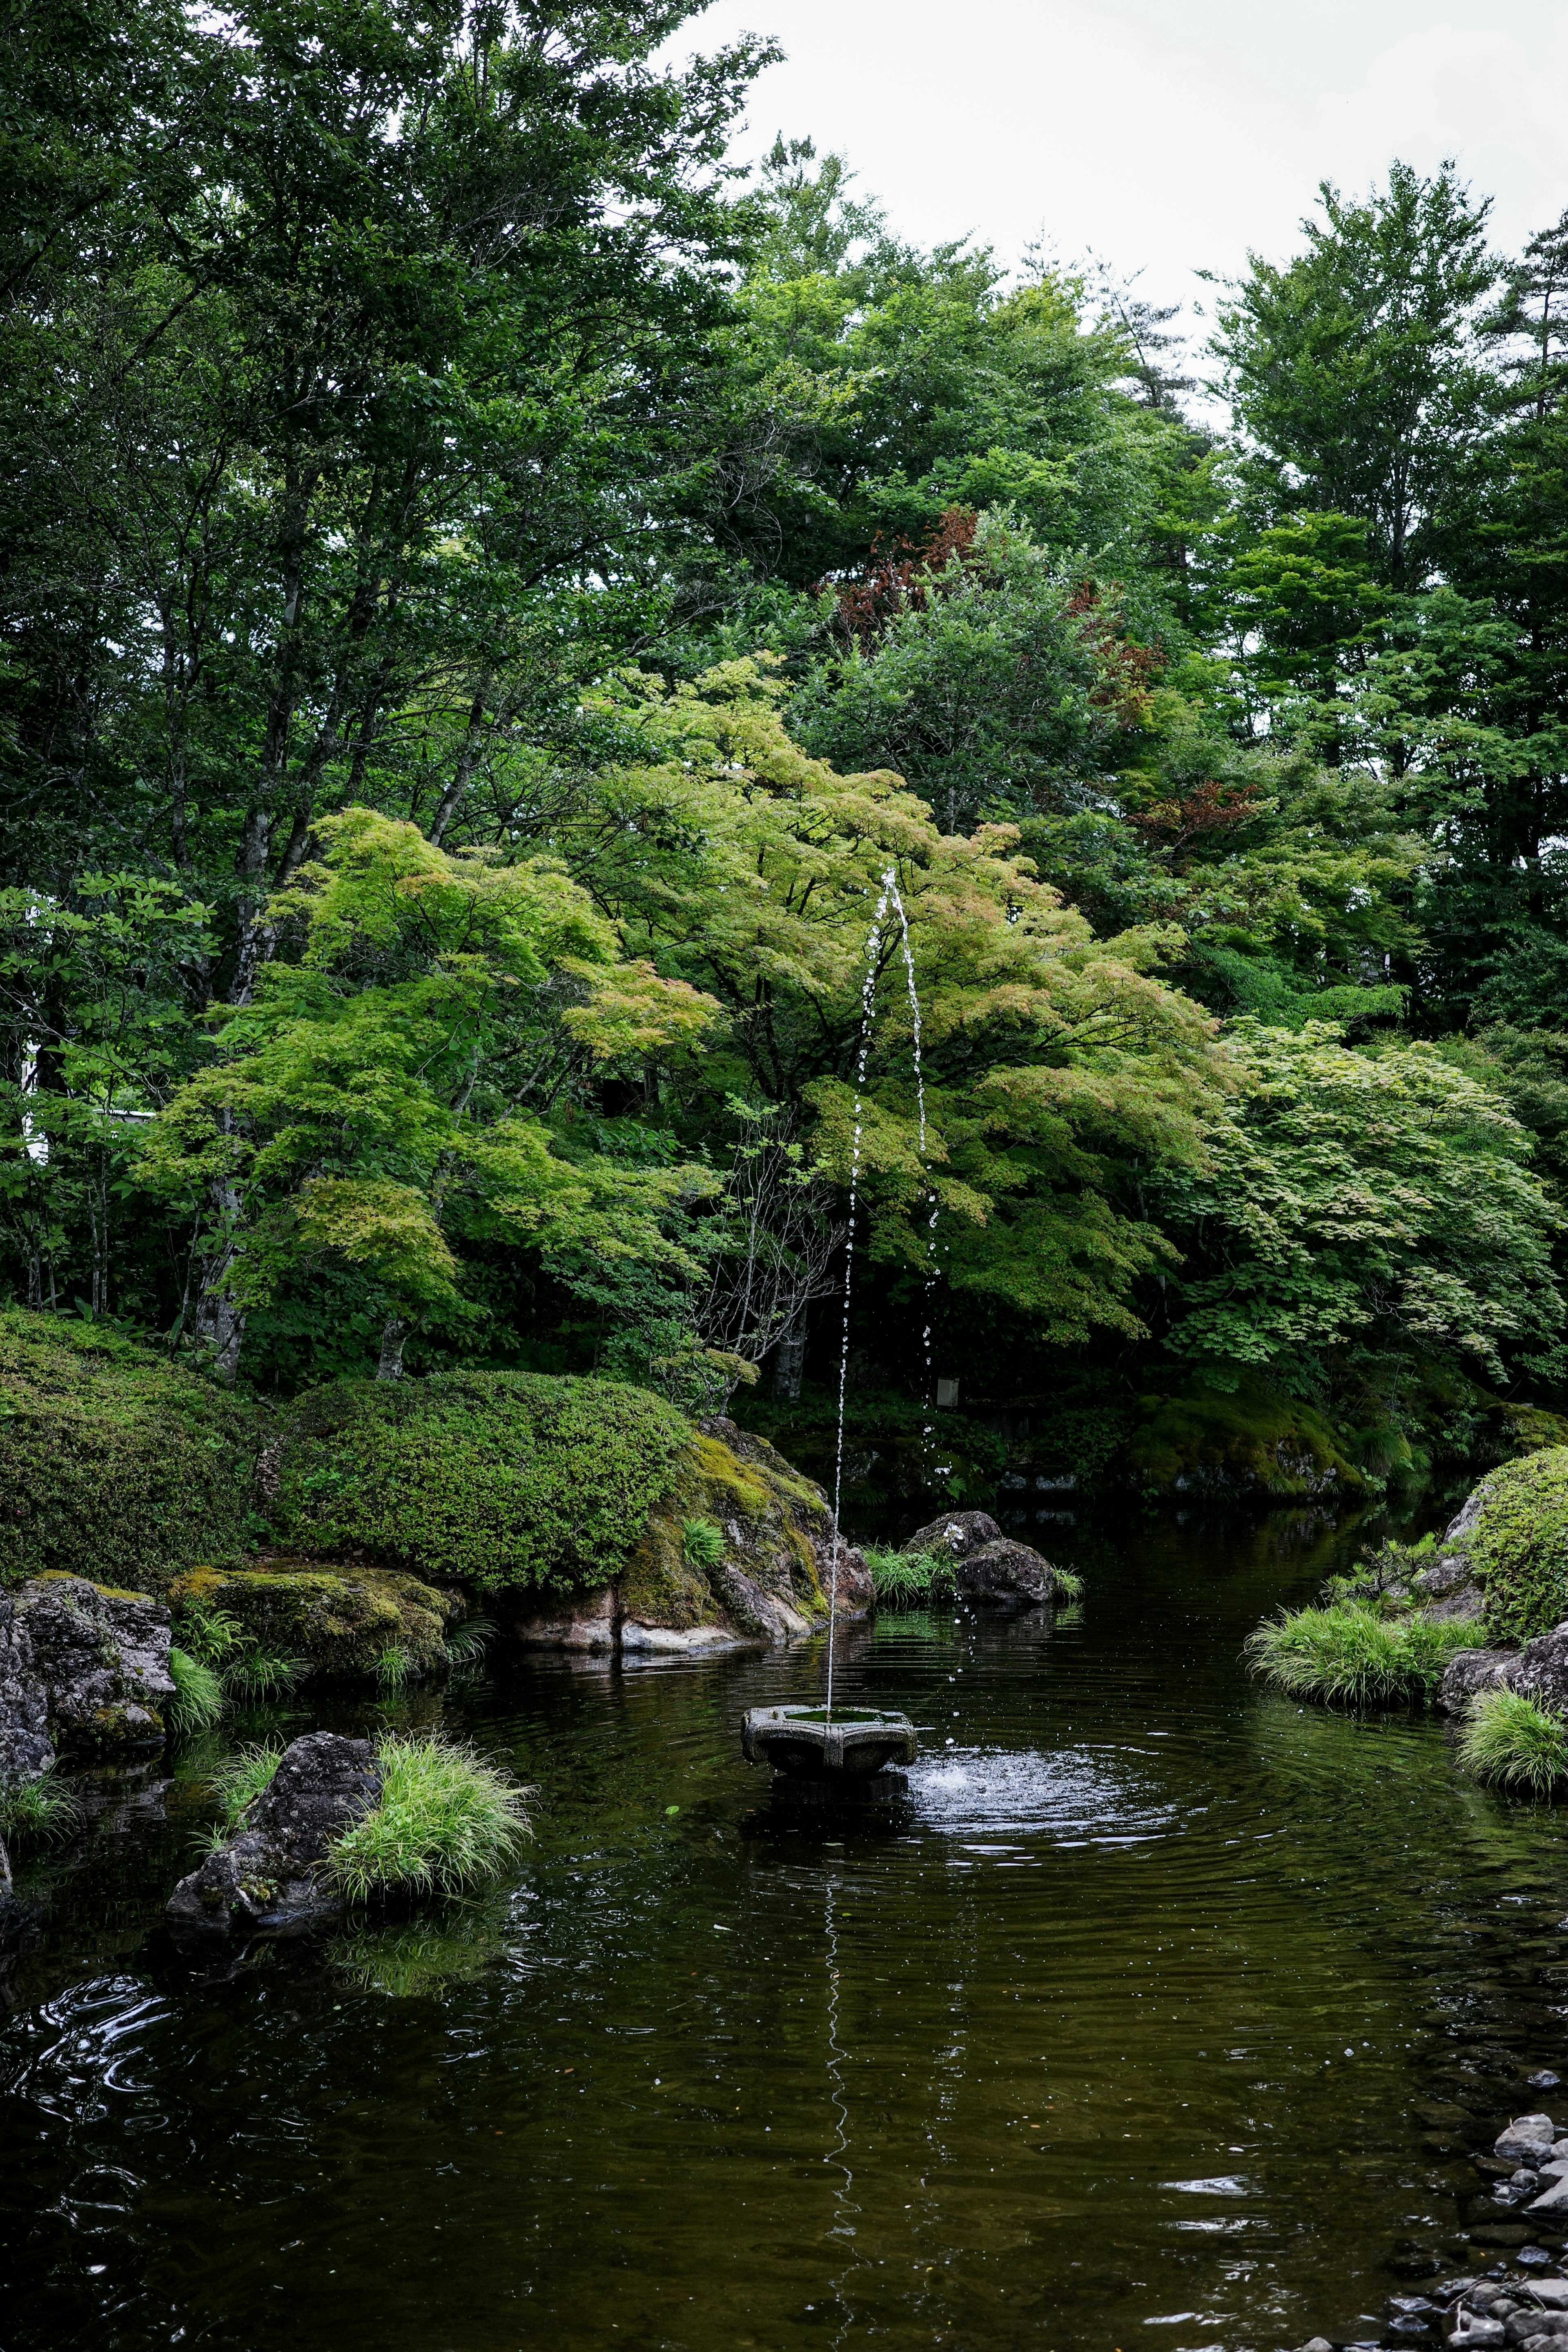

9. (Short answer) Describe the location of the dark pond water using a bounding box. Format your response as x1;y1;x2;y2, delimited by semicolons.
6;1504;1568;2352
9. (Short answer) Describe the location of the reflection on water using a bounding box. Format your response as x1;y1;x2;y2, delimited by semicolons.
4;1503;1568;2352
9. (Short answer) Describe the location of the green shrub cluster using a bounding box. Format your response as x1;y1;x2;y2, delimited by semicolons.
1460;1446;1568;1644
1130;1379;1363;1498
1459;1688;1568;1796
271;1371;689;1594
1245;1600;1476;1706
0;1309;261;1588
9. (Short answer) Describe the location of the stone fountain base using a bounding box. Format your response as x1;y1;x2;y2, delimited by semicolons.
742;1704;917;1786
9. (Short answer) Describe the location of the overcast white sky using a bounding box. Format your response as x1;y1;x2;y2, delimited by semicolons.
673;0;1568;341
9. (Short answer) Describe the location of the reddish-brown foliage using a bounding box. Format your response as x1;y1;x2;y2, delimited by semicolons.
822;508;980;650
1066;582;1163;727
1129;778;1261;867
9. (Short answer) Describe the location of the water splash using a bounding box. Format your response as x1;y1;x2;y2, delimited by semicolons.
827;864;937;1720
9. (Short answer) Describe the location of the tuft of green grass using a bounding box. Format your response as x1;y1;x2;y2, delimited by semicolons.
172;1599;245;1668
1460;1688;1568;1797
682;1517;724;1571
325;1736;530;1901
207;1740;284;1834
0;1769;79;1844
1244;1600;1477;1706
864;1544;955;1604
374;1644;413;1693
444;1617;494;1667
168;1645;225;1734
222;1650;305;1702
1051;1566;1084;1602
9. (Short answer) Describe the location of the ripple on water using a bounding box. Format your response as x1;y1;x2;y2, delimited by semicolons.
906;1742;1183;1844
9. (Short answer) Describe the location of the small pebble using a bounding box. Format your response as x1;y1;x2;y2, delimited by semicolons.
1531;2076;1563;2093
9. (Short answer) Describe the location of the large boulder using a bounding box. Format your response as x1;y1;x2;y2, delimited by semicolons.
901;1510;1002;1560
1439;1620;1568;1716
169;1561;458;1682
166;1731;381;1936
13;1574;173;1749
1427;1449;1568;1646
509;1419;871;1657
0;1590;52;1784
954;1536;1056;1609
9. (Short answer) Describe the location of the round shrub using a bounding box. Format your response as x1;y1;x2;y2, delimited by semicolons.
270;1370;690;1594
0;1308;262;1589
1461;1446;1568;1645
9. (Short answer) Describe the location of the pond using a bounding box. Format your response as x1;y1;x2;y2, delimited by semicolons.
4;1502;1568;2352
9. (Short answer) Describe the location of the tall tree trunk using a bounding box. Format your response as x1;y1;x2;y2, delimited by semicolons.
772;1327;806;1402
376;1316;410;1382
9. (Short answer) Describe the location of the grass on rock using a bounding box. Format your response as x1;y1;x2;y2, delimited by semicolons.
326;1737;530;1900
208;1741;285;1835
1245;1600;1476;1705
1460;1688;1568;1796
864;1546;955;1603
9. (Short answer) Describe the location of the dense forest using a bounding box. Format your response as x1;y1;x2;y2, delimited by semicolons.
7;0;1568;1513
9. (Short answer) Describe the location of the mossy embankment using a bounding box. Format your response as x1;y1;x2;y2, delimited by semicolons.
0;1316;860;1675
0;1307;262;1588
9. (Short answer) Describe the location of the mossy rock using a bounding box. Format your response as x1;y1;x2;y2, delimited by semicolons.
617;1420;835;1635
0;1309;263;1590
1127;1381;1364;1499
1445;1447;1568;1646
170;1562;459;1680
269;1370;689;1595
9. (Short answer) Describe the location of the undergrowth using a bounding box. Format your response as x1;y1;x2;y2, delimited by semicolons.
1245;1600;1475;1706
1460;1688;1568;1796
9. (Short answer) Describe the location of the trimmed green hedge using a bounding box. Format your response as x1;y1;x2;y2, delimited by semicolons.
271;1371;690;1594
0;1308;261;1588
1463;1446;1568;1644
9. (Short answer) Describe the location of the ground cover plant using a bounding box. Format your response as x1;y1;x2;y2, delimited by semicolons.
204;1735;529;1898
1244;1600;1476;1706
1459;1688;1568;1797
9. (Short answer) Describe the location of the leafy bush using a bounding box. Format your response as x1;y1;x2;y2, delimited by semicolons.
1245;1600;1476;1706
168;1646;224;1733
271;1370;689;1594
0;1308;262;1588
325;1737;530;1899
0;1769;79;1844
1460;1688;1568;1796
682;1518;724;1570
1456;1447;1568;1644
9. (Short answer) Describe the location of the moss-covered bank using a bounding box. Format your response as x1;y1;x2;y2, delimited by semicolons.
0;1317;862;1668
0;1309;261;1588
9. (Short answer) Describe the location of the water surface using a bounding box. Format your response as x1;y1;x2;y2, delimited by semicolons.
5;1506;1568;2351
